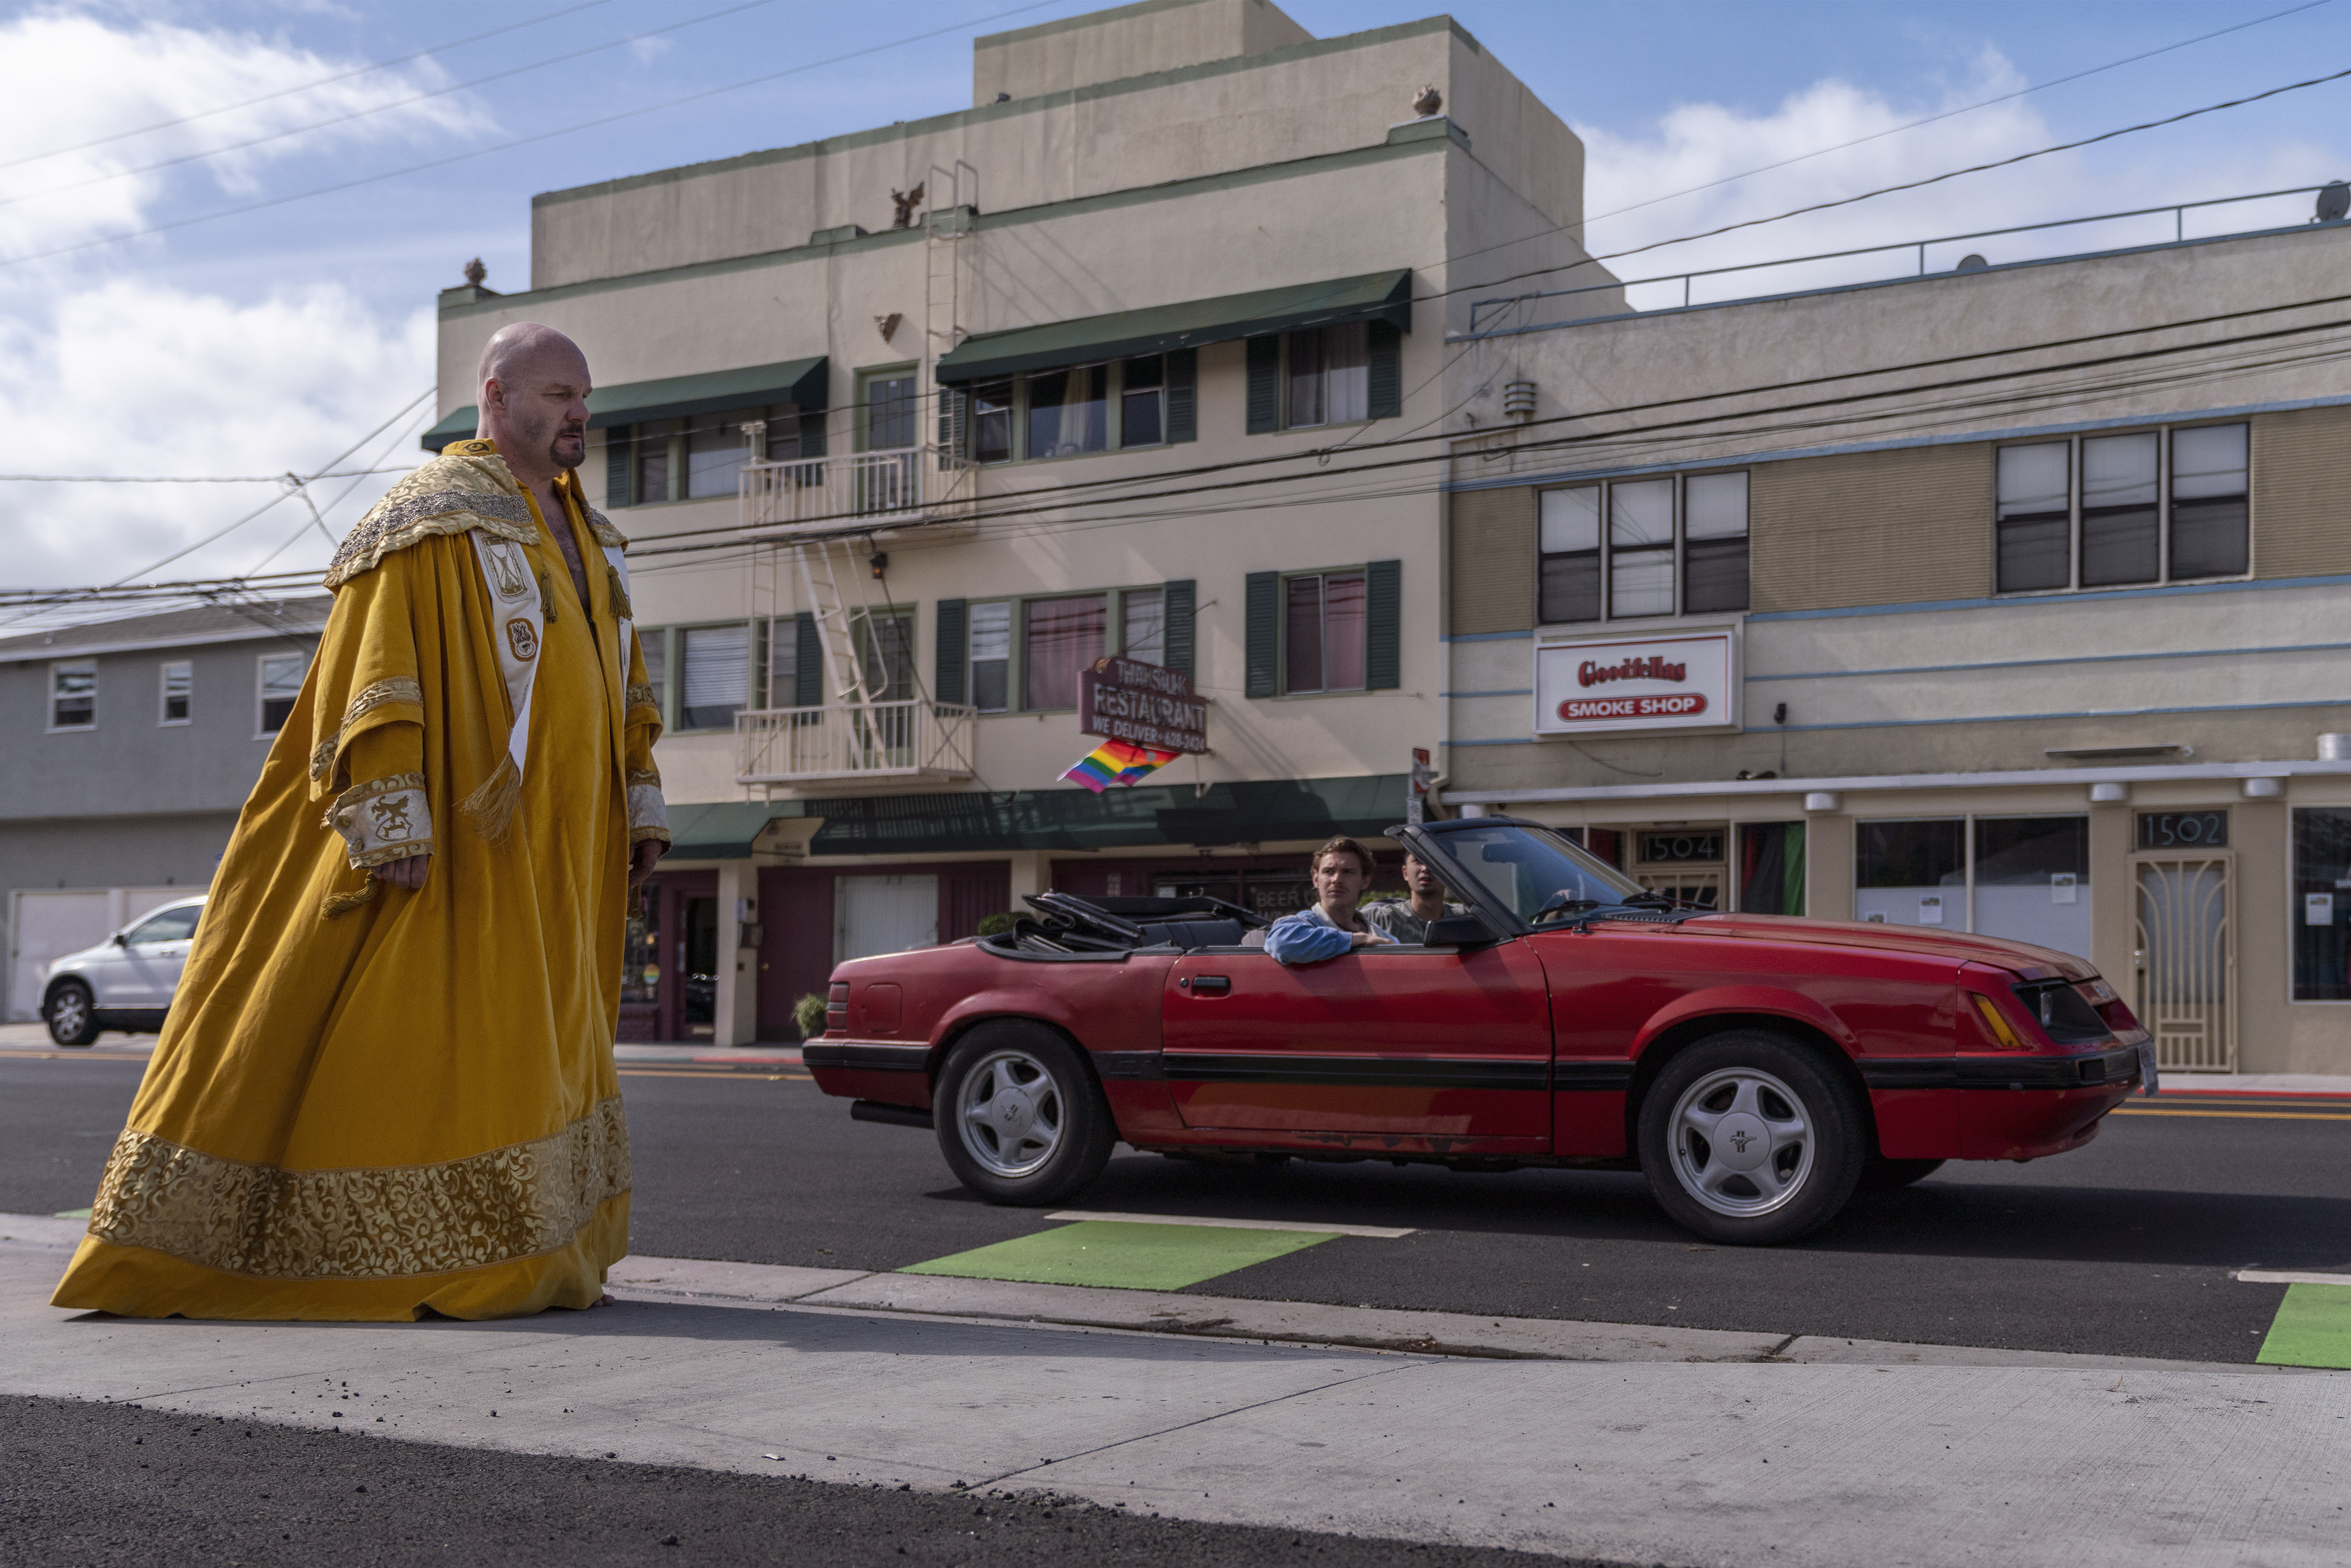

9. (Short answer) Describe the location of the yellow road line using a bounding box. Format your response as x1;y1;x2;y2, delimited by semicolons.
2114;1107;2351;1121
617;1068;811;1082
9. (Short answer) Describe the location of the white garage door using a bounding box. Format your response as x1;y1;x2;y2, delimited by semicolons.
834;874;938;963
9;888;183;1021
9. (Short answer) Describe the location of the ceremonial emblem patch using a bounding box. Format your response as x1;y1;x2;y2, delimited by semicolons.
368;795;415;841
483;542;529;600
506;618;540;661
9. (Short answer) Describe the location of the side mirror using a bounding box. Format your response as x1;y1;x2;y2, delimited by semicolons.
1423;911;1498;948
110;933;128;948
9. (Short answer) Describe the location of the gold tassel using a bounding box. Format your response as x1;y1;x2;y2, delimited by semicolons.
321;878;380;919
459;754;521;844
535;565;558;623
606;564;633;621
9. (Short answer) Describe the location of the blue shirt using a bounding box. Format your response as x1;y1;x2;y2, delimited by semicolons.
1263;903;1393;965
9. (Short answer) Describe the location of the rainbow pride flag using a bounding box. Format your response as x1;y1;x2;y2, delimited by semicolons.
1062;738;1181;793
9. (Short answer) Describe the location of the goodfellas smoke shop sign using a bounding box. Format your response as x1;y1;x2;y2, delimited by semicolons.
1534;632;1737;736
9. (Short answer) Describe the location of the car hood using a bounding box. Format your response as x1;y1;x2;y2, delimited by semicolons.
1663;912;2098;981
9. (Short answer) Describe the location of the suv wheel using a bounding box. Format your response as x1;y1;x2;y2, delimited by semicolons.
1637;1030;1866;1245
934;1021;1115;1206
46;981;100;1048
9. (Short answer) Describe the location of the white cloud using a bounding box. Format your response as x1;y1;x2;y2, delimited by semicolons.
0;8;489;259
0;278;434;589
0;10;486;598
629;35;674;66
1573;49;2342;307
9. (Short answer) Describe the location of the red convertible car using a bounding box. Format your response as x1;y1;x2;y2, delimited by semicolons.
807;817;2155;1244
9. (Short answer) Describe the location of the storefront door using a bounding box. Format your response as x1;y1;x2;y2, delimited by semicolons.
2132;853;2234;1072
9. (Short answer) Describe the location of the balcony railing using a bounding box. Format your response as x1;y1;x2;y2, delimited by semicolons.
736;699;977;785
739;445;973;536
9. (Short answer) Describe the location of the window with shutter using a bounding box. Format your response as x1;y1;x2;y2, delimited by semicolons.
680;624;750;729
605;426;633;508
1245;336;1280;435
1244;571;1278;696
793;614;823;707
1162;578;1195;678
1365;559;1401;689
1166;350;1197;443
767;620;796;710
1367;320;1402;420
935;599;967;703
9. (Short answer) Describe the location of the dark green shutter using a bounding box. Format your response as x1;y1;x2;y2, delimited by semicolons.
1365;559;1402;690
1367;321;1402;420
935;598;967;703
800;409;827;459
936;386;967;455
605;426;633;508
1162;579;1195;679
1245;336;1281;434
1244;571;1278;697
793;613;823;706
1166;349;1197;443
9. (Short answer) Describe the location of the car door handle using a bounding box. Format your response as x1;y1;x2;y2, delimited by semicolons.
1184;975;1230;997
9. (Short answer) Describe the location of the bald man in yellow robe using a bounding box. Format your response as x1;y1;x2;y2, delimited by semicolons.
52;324;670;1320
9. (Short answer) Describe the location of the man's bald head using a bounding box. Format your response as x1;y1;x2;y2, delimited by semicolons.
476;323;592;485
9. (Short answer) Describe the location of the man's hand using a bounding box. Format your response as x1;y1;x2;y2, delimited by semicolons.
629;837;667;887
1349;928;1389;948
374;853;430;890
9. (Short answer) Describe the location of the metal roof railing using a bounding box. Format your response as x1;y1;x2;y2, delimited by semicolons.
1465;183;2344;335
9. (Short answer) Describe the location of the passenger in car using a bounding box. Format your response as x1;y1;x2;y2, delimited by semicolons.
1262;836;1395;963
1362;851;1467;945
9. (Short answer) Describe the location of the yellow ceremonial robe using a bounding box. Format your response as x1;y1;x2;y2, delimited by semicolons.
52;440;669;1321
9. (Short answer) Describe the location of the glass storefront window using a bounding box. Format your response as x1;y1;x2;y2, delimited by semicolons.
1855;819;1963;927
1973;816;2089;958
1738;822;1806;915
2292;808;2351;1001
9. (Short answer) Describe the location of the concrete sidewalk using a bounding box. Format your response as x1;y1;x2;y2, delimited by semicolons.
8;1216;2346;1567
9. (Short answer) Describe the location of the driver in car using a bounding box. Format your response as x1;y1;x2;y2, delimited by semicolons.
1362;850;1467;945
1262;837;1395;963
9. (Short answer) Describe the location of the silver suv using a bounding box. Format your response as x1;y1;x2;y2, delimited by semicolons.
42;896;206;1047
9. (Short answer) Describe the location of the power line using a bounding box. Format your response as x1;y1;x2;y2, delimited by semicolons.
0;0;613;173
0;0;1065;271
0;0;782;215
1577;0;2337;231
0;468;412;483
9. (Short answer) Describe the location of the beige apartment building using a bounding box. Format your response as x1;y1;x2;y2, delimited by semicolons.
1440;214;2351;1076
426;0;1612;1040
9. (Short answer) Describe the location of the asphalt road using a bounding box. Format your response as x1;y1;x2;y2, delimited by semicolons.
9;1054;2344;1365
0;1395;1604;1568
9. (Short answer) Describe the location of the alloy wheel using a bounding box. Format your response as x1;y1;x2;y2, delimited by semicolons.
1667;1065;1816;1218
955;1047;1066;1178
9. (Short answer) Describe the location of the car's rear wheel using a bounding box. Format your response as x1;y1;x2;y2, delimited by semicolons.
1637;1030;1866;1245
934;1021;1115;1206
45;982;99;1048
1858;1155;1946;1191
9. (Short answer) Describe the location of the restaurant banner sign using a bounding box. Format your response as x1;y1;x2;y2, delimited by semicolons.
1079;656;1209;753
1533;631;1737;736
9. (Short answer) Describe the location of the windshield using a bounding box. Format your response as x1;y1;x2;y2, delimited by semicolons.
1425;823;1649;925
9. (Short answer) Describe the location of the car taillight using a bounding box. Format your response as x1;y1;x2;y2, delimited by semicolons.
825;981;849;1035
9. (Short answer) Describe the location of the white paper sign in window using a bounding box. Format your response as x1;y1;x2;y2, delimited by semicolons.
1534;631;1735;735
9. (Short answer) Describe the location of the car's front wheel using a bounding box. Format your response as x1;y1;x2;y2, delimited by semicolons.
45;982;99;1048
1637;1030;1866;1245
934;1021;1115;1206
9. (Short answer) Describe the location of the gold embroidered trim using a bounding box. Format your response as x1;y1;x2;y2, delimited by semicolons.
625;768;661;786
323;456;538;589
348;841;430;870
630;826;673;845
310;679;426;782
325;772;432;869
624;686;659;714
86;1099;630;1281
581;501;627;548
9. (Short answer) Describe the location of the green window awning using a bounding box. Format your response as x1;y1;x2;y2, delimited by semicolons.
932;271;1411;387
419;356;829;451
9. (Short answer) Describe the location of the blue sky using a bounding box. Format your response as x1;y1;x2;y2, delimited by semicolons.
3;0;2347;596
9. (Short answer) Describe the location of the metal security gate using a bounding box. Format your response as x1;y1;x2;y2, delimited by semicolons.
2132;855;2234;1072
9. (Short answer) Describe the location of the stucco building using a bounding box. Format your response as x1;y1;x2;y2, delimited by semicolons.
1439;213;2351;1076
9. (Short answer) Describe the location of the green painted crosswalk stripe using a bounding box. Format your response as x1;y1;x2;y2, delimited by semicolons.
2256;1282;2351;1369
901;1220;1340;1291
